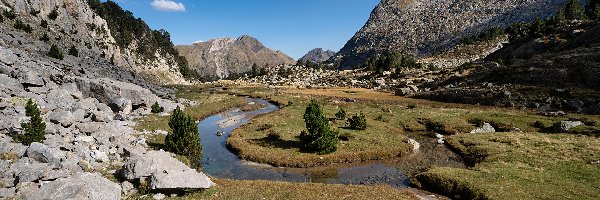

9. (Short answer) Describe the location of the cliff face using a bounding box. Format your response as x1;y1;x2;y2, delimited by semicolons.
299;48;336;64
0;0;187;84
176;36;295;79
336;0;576;69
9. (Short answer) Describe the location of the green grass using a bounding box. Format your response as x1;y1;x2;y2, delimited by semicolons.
413;132;600;200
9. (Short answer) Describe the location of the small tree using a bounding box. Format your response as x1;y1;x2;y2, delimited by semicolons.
335;108;347;120
14;99;46;145
565;0;587;20
300;100;339;154
68;45;79;57
48;44;63;60
151;101;164;113
165;106;202;162
347;112;367;130
40;33;50;42
48;8;59;20
40;19;48;28
587;0;600;19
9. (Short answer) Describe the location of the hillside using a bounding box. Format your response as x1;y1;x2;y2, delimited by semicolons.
176;35;295;80
336;0;575;69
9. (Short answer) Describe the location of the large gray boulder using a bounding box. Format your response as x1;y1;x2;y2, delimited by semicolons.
26;173;121;200
75;78;159;108
553;121;584;132
15;162;53;183
26;142;66;166
47;110;75;127
46;89;75;110
0;47;18;65
0;74;23;97
110;98;132;114
14;70;44;87
150;169;214;191
470;122;496;133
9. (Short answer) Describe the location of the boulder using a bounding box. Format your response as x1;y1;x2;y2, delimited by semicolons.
553;121;584;132
110;98;132;114
26;142;66;166
15;70;44;87
75;78;159;108
0;74;23;97
395;88;413;96
150;169;214;191
26;173;121;200
0;47;18;65
46;89;75;110
75;123;103;135
90;150;109;163
47;110;75;127
121;181;136;195
92;110;114;122
120;151;189;180
406;138;420;151
16;162;53;183
566;100;584;111
470;122;496;133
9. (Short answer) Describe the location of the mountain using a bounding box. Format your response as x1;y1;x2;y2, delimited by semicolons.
0;0;189;84
336;0;574;69
299;48;335;64
176;35;295;80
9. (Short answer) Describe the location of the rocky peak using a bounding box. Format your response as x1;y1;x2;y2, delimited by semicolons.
300;48;336;64
336;0;575;69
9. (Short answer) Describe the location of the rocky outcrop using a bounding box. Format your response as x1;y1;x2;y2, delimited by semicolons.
176;35;295;79
336;0;573;69
27;172;121;200
299;48;335;64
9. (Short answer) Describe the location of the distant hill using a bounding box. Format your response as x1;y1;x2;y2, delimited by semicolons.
299;48;335;64
176;35;295;80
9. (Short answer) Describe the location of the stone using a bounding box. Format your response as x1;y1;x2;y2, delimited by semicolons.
553;121;584;132
121;151;189;180
406;138;420;151
75;78;160;108
566;100;584;111
150;169;214;191
15;70;44;87
47;110;75;127
0;47;18;65
395;88;413;96
437;138;445;144
16;162;53;183
153;193;166;200
0;187;16;199
470;122;496;133
26;173;121;200
92;111;114;122
72;109;88;123
46;89;75;110
76;123;103;135
90;150;109;163
26;142;66;166
111;98;132;114
0;74;23;97
75;135;95;144
121;181;136;195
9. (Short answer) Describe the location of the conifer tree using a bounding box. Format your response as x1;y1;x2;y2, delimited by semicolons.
165;106;202;161
48;44;64;60
14;99;46;145
565;0;587;20
300;100;339;154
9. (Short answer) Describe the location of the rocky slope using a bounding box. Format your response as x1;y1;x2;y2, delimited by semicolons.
336;0;575;69
0;0;187;84
299;48;335;64
176;35;295;80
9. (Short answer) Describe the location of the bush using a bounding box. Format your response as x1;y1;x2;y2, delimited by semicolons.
40;20;48;28
0;12;4;23
565;0;587;20
48;8;59;20
300;100;339;154
151;101;164;113
347;112;368;130
14;99;46;145
267;130;281;140
3;10;16;20
68;45;79;57
165;106;202;165
47;44;64;60
335;108;347;120
40;33;50;42
14;20;33;33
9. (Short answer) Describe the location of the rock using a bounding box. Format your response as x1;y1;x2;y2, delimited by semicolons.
581;104;600;115
15;70;44;87
0;47;18;65
76;123;103;135
553;121;584;132
72;109;88;123
26;142;66;166
153;130;169;136
75;135;95;144
16;162;53;183
434;133;444;139
90;150;109;163
470;122;496;133
0;187;16;199
153;193;166;200
75;78;159;108
111;98;132;114
92;111;114;122
121;181;136;195
395;88;413;96
406;138;420;151
437;138;445;144
120;151;189;180
0;74;23;97
48;110;75;127
566;100;584;111
150;169;214;191
27;173;121;200
46;89;75;110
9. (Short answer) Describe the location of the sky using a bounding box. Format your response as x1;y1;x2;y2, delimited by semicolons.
110;0;380;59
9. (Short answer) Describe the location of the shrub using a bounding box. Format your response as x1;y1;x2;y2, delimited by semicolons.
347;112;368;130
48;8;59;20
565;0;587;20
165;106;202;165
68;45;79;57
3;10;16;20
47;44;64;60
40;20;48;28
0;12;3;23
335;108;347;120
408;104;417;109
151;101;164;113
40;33;50;42
14;20;33;33
14;99;46;145
267;130;281;140
30;10;40;16
300;100;339;154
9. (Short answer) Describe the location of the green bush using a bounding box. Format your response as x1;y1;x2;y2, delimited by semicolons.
347;112;368;130
40;20;48;28
460;27;505;45
587;0;600;19
565;0;587;20
151;101;164;113
47;44;64;60
68;45;79;57
300;100;339;154
14;20;33;33
335;108;347;120
40;33;50;42
165;106;202;164
48;8;59;20
0;12;4;23
14;99;46;145
3;10;16;20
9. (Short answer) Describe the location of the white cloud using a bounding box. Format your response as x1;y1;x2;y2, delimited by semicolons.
151;0;186;12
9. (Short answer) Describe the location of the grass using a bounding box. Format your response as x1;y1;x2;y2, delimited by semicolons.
413;132;600;200
167;178;417;200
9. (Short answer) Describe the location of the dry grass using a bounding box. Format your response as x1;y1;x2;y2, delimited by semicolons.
414;132;600;200
169;178;418;200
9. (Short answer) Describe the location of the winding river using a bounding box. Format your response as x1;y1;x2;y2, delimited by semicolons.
199;98;463;188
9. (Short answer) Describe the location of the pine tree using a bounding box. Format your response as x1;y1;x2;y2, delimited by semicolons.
165;106;202;161
151;101;164;113
251;63;259;77
587;0;600;19
14;99;46;145
68;45;79;57
565;0;587;20
335;108;347;120
48;44;64;60
347;112;368;130
300;100;339;154
48;8;59;20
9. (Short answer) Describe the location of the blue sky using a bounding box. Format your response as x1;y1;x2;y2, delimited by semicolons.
111;0;380;59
